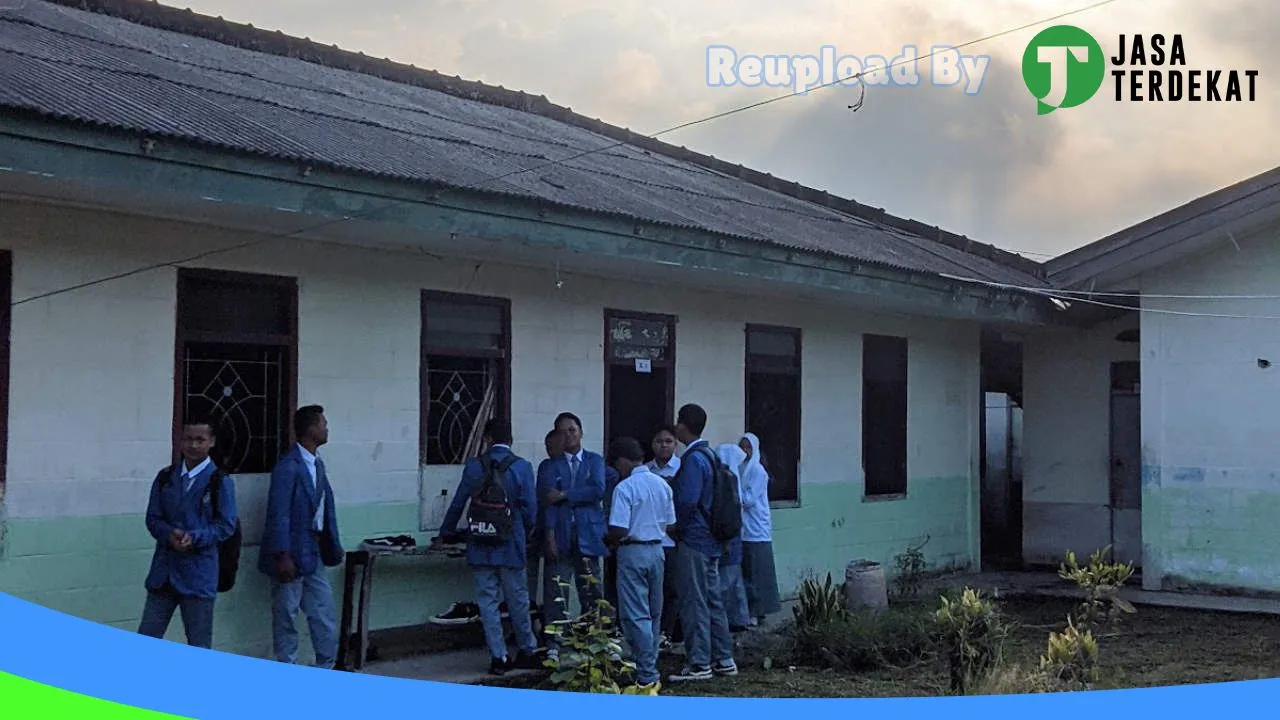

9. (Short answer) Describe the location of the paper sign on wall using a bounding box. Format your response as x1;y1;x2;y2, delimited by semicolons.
634;358;652;374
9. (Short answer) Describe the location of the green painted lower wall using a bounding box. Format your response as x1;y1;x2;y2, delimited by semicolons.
1142;484;1280;594
770;477;976;591
0;475;975;657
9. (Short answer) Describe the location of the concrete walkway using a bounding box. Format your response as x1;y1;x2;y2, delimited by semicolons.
356;570;1280;686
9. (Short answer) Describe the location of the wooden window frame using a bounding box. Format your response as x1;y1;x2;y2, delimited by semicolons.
0;251;11;490
743;323;802;507
602;308;677;451
172;268;299;472
419;290;512;466
862;333;909;501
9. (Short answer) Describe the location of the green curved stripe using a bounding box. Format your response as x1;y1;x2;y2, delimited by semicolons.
0;671;191;718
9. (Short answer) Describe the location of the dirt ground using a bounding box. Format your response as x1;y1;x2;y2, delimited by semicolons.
479;597;1280;697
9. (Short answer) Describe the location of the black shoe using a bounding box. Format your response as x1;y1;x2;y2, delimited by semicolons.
512;649;545;670
489;656;511;676
429;601;480;626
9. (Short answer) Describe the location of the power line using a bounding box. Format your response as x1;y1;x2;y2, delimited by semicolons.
11;0;1121;307
939;273;1280;301
939;274;1280;319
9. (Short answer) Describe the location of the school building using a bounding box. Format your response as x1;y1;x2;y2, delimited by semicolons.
0;0;1073;657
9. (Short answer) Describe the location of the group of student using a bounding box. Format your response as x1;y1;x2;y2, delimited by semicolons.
432;403;780;690
138;405;347;669
136;401;780;691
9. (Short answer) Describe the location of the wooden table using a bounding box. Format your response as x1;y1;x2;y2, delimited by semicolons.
336;541;466;671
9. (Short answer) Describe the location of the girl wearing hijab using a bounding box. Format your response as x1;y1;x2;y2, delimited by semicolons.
715;443;752;631
738;432;781;624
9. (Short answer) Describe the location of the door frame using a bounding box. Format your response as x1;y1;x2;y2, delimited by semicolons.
602;308;677;451
1108;360;1142;566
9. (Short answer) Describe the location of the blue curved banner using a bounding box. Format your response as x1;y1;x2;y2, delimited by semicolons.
0;590;1274;717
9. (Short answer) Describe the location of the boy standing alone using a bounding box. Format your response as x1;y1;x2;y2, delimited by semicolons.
138;417;238;649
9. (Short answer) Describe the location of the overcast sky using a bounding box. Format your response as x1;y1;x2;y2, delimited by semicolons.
179;0;1277;260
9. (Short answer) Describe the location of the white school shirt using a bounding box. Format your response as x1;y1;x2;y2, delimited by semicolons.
297;444;325;531
609;465;676;544
182;456;213;493
645;456;680;548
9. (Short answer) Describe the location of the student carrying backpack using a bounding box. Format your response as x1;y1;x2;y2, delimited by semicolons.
685;445;743;543
468;454;518;545
155;464;243;592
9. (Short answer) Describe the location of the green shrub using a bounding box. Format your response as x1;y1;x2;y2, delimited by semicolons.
543;575;641;694
934;587;1011;695
792;572;849;629
1059;546;1136;633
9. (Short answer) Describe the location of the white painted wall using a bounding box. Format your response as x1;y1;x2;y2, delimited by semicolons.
1021;314;1139;565
1138;229;1280;592
0;199;983;647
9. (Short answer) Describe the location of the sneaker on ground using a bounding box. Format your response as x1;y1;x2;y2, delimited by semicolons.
489;656;511;676
667;665;713;682
429;601;480;625
712;660;738;676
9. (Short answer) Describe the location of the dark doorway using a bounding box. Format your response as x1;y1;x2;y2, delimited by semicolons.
603;310;675;462
980;328;1024;570
1110;360;1142;567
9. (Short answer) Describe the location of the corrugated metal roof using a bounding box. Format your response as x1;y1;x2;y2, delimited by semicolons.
0;1;1050;288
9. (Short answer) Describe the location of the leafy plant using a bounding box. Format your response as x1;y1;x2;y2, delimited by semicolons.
934;587;1011;695
1039;617;1100;690
792;572;849;629
892;535;930;601
1059;546;1136;633
543;574;643;694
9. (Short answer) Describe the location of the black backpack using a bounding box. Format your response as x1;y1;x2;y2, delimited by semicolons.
688;445;743;543
155;465;242;593
207;469;243;593
467;454;519;545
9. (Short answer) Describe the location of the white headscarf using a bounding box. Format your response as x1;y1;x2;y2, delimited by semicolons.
739;432;765;485
716;443;747;478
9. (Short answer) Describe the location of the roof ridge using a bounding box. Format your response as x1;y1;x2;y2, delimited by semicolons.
41;0;1044;279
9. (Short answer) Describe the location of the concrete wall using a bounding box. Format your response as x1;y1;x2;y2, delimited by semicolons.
1021;314;1139;565
1139;230;1280;593
0;200;982;657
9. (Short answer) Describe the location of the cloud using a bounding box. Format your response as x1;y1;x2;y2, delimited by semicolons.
176;0;1280;258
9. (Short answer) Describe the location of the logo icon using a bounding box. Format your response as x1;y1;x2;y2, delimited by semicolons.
1022;25;1106;114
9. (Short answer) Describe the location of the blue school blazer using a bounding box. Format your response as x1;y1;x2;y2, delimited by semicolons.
440;445;536;569
537;450;607;559
144;461;238;600
258;445;343;578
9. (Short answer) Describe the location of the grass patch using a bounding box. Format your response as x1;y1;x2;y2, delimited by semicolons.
477;596;1280;697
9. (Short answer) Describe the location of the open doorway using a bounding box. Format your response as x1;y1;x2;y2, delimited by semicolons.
1110;360;1142;567
980;328;1024;570
603;310;675;462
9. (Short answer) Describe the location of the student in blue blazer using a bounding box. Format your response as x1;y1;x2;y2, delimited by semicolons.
434;418;542;676
137;416;238;649
259;404;344;669
538;411;606;660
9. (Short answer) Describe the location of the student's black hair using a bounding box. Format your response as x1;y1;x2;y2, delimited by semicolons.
182;414;217;434
608;436;645;464
293;404;325;440
676;404;707;436
553;412;583;432
652;424;678;440
545;428;562;441
485;418;513;446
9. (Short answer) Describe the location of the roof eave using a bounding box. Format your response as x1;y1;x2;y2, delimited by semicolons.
0;111;1060;326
